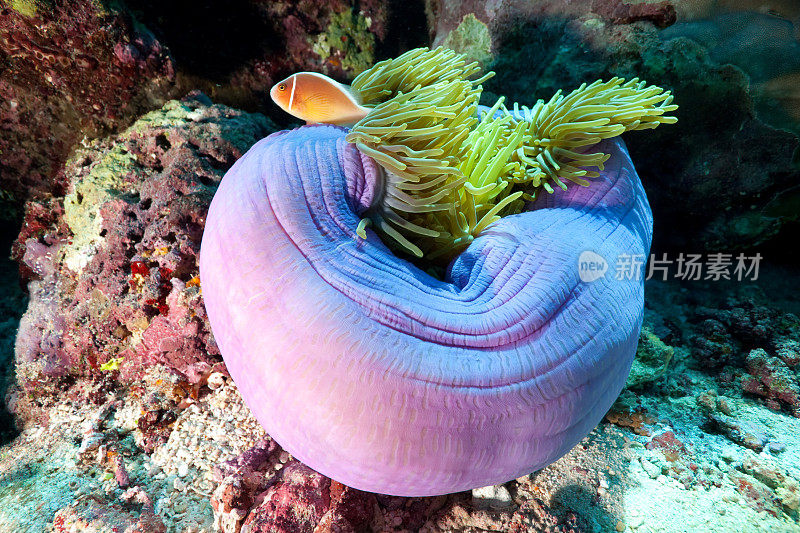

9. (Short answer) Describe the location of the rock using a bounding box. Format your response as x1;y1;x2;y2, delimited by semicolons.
12;93;274;418
728;472;783;517
316;481;376;533
777;480;800;512
691;318;739;368
591;0;677;28
432;502;514;532
213;438;278;477
776;338;800;367
241;462;331;533
207;372;226;390
211;439;280;533
697;390;773;451
768;441;787;454
472;484;515;511
508;497;573;532
605;392;657;436
0;1;175;202
742;348;800;416
212;477;252;533
52;499;167;532
645;431;688;463
626;326;674;388
739;455;793;495
119;486;153;507
113;455;131;488
690;300;800;369
640;458;662;479
441;13;493;68
662;12;800;132
215;448;379;533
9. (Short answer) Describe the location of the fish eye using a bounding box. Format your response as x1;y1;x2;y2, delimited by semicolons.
278;84;286;91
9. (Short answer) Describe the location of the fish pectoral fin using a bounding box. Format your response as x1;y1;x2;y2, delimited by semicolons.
303;93;333;109
330;106;371;127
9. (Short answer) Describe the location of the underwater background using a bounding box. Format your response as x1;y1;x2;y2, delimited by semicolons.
0;0;799;531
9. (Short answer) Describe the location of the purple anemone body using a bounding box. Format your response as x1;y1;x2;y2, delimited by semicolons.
199;124;652;496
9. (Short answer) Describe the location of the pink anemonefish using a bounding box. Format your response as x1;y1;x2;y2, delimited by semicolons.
270;72;371;126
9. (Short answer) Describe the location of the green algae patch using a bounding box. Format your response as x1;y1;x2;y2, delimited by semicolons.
312;8;375;75
62;143;144;273
627;326;674;389
10;0;40;17
99;357;123;372
443;13;493;69
129;100;201;132
9;0;57;17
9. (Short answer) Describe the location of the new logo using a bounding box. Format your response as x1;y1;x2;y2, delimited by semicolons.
578;251;608;283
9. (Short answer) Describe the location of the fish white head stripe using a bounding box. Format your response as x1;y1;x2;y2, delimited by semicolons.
288;74;297;111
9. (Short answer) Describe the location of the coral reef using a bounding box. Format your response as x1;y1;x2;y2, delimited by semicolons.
0;0;426;216
11;94;274;417
0;0;175;202
426;0;800;254
742;348;800;417
626;326;674;389
0;94;798;532
691;300;800;367
1;2;799;531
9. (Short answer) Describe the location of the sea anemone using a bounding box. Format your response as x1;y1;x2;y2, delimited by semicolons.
199;46;675;496
347;47;676;260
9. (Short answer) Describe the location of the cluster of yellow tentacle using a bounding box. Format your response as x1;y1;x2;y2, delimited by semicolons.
346;47;678;261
